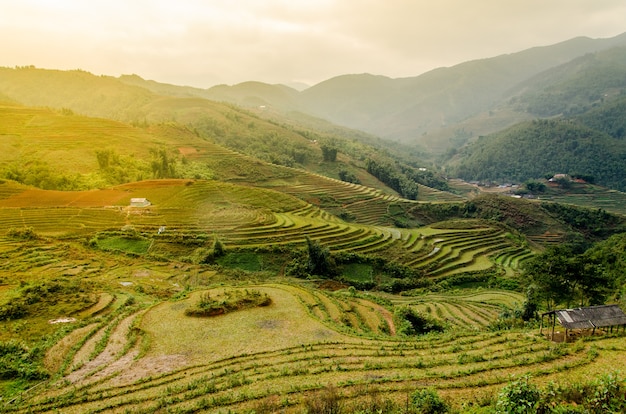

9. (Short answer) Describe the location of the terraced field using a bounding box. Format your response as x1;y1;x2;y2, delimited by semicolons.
540;186;626;216
0;179;530;278
389;290;525;330
182;138;465;226
5;284;624;413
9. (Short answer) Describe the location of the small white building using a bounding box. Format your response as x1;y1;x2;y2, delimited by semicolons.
130;198;151;207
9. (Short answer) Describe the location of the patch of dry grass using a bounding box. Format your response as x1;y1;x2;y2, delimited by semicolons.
140;285;349;365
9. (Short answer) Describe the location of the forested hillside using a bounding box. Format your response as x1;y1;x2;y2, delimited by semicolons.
576;95;626;138
0;67;451;197
445;47;626;191
510;46;626;117
450;119;626;191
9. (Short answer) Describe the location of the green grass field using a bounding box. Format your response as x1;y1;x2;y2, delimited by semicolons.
2;276;624;413
1;100;625;412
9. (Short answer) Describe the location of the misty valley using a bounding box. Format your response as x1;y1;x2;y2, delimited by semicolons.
1;33;626;413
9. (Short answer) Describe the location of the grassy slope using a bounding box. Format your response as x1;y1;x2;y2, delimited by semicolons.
0;104;151;173
0;68;434;197
1;69;625;411
446;47;626;192
1;260;623;412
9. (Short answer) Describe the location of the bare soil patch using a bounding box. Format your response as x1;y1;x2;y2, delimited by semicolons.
66;311;140;384
44;323;98;373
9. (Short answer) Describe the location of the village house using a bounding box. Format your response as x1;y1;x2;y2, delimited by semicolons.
130;198;151;207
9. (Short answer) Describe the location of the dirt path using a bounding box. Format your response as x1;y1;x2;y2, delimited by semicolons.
374;305;396;336
65;311;140;384
44;323;98;374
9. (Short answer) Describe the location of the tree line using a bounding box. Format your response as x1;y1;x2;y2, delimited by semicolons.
365;159;419;200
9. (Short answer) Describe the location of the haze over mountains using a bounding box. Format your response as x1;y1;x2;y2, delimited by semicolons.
2;32;626;192
181;33;626;144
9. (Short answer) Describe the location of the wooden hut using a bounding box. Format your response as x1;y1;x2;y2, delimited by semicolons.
541;304;626;342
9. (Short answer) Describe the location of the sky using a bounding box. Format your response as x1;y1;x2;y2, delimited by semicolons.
1;0;625;88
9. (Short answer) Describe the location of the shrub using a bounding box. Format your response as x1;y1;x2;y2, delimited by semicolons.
395;306;445;336
212;236;225;257
7;227;38;240
410;387;449;414
495;375;540;414
303;384;342;414
0;301;27;321
0;340;49;380
584;372;625;414
307;237;336;277
184;289;271;317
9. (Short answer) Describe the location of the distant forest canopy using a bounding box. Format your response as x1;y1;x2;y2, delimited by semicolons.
513;47;626;117
451;118;626;191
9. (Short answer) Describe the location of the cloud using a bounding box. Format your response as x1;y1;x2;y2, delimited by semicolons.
1;0;625;87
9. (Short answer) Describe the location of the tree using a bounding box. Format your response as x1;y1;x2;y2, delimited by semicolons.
150;148;176;178
338;169;360;184
306;237;334;276
212;235;225;257
96;149;114;169
365;159;419;200
521;284;539;321
523;243;617;309
320;145;338;162
522;245;578;309
395;306;445;336
524;180;546;193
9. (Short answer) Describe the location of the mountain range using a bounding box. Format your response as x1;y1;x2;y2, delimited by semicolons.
118;32;626;148
2;32;626;192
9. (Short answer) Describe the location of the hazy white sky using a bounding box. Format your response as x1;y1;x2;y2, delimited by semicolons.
1;0;625;88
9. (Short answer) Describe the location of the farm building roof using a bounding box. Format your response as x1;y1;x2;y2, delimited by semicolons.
543;305;626;330
130;198;151;207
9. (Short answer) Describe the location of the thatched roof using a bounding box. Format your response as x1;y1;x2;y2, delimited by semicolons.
543;305;626;330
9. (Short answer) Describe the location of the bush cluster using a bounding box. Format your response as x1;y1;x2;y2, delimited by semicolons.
395;305;446;336
0;279;92;321
184;289;271;317
494;373;626;414
0;340;49;381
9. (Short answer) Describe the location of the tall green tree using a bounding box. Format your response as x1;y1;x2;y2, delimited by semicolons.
150;148;176;178
523;243;617;309
306;237;334;276
320;144;338;162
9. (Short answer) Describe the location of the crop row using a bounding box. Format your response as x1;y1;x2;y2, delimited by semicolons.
388;289;526;331
280;284;392;337
342;197;393;225
0;201;530;277
0;207;126;236
219;216;526;277
10;299;608;413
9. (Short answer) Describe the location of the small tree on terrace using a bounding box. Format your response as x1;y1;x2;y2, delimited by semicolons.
320;145;338;162
306;236;334;276
212;235;225;257
524;180;546;193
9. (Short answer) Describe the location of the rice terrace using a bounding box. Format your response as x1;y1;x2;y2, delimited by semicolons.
3;33;626;413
